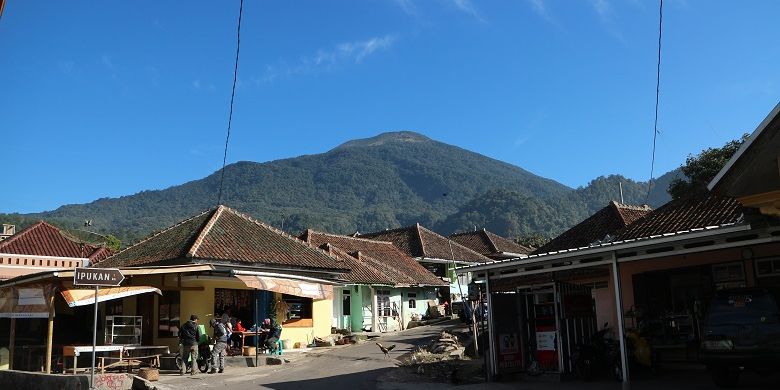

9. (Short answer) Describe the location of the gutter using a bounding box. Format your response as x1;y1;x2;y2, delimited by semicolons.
457;223;752;274
229;269;343;285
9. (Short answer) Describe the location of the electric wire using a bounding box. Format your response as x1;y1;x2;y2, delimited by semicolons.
645;0;663;204
217;0;244;206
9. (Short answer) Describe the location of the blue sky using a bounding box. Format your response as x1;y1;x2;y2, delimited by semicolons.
1;0;778;213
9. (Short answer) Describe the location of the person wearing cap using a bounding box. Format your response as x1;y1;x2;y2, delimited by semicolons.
179;314;201;376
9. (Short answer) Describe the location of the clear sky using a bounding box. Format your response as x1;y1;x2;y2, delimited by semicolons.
1;0;779;213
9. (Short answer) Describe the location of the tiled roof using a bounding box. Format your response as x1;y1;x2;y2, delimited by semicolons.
534;202;652;254
358;224;491;263
96;206;348;272
301;230;446;286
449;229;532;259
318;244;396;285
616;193;744;240
0;221;112;260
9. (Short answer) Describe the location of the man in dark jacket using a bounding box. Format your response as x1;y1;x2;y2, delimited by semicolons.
179;314;201;376
209;318;228;373
261;318;282;353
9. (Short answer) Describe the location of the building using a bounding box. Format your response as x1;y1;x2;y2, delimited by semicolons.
457;102;780;384
300;230;447;332
358;223;491;303
1;224;15;241
450;228;533;260
0;221;112;280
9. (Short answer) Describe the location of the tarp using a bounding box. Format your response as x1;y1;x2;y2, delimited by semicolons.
0;283;56;318
60;285;162;307
235;275;333;300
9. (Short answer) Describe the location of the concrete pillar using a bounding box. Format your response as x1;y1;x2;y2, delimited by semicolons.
370;287;378;332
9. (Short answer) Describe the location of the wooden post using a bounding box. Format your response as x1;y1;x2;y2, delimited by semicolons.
45;294;55;373
8;317;15;370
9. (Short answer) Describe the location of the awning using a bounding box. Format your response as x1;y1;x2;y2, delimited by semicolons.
235;275;333;300
0;283;57;318
60;285;162;307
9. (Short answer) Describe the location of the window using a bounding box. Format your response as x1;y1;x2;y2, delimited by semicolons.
756;258;780;277
282;294;312;321
214;288;254;325
158;291;180;337
377;289;391;317
408;292;417;309
342;289;351;316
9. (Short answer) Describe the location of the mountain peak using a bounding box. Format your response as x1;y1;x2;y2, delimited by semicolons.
335;131;431;149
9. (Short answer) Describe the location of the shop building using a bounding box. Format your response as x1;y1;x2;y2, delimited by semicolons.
300;230;447;332
457;102;780;385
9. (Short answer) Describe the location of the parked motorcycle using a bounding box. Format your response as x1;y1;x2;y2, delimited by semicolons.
175;342;213;374
571;323;621;381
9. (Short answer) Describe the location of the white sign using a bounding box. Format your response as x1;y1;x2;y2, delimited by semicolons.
536;331;557;351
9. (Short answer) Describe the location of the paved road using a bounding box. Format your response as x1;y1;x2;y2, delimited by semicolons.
154;320;779;390
156;320;460;390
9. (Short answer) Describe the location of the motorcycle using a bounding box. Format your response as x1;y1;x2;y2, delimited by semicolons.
175;342;212;374
571;323;621;381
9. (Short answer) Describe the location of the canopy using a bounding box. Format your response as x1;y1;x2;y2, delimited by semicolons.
0;283;56;318
60;285;162;307
235;275;332;300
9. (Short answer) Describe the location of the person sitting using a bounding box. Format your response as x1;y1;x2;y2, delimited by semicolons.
260;318;282;353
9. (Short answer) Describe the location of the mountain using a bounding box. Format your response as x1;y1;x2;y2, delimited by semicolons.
3;131;674;245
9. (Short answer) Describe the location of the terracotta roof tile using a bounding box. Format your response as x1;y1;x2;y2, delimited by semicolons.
319;244;396;285
616;193;744;240
96;206;348;272
0;221;111;260
450;229;532;259
301;230;446;286
358;224;492;263
534;202;652;254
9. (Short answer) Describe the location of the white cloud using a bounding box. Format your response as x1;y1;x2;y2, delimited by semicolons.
393;0;417;15
590;0;625;42
450;0;486;23
527;0;560;27
259;34;398;83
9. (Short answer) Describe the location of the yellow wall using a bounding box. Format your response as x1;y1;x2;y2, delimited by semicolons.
128;274;333;349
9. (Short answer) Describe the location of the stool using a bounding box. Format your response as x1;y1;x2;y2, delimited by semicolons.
267;340;283;356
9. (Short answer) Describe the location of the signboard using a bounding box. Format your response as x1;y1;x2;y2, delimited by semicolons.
536;331;557;351
74;267;124;287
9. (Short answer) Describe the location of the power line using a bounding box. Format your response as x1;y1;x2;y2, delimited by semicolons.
217;0;245;206
645;0;663;204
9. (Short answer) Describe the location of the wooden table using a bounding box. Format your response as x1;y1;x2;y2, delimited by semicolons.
233;331;268;350
63;345;124;374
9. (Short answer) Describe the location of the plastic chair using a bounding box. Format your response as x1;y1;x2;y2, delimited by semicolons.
267;340;283;356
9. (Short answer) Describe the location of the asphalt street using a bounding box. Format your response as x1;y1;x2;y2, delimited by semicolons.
155;320;459;390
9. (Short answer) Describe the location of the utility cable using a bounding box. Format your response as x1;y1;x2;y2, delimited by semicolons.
217;0;244;206
645;0;663;204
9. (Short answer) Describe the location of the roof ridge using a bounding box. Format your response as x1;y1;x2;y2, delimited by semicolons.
417;224;491;260
415;223;428;258
99;208;216;264
0;220;46;249
481;229;501;253
359;224;419;237
306;229;396;245
188;205;225;257
219;206;346;265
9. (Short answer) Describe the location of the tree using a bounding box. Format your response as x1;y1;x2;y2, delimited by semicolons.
668;135;748;200
104;234;122;251
515;233;551;250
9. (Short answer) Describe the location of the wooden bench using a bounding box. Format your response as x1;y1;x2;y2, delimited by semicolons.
98;354;160;374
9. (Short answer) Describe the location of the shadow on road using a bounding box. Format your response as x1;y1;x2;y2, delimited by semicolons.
259;367;394;390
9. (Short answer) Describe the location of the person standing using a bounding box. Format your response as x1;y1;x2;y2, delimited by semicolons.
179;314;201;376
209;318;228;374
